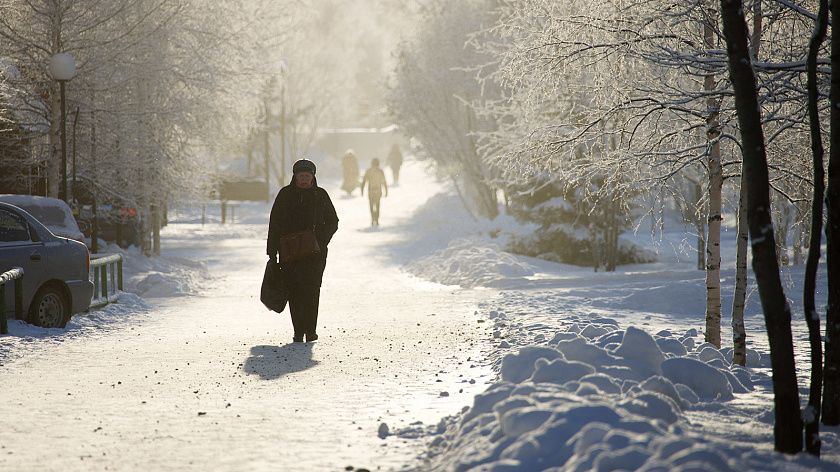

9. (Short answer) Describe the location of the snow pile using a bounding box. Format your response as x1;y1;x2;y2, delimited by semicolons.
385;177;834;471
413;317;820;472
94;242;209;297
405;237;535;288
388;192;524;257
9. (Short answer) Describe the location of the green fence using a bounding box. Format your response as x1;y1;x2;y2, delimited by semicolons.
89;254;123;310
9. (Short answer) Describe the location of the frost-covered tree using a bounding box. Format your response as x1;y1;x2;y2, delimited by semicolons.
238;0;424;188
482;0;735;344
505;171;653;269
248;1;367;186
75;0;291;254
0;0;297;253
387;0;502;220
0;0;143;199
299;0;419;128
0;57;48;193
473;0;820;347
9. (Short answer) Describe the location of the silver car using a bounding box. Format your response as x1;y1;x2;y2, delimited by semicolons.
1;202;94;328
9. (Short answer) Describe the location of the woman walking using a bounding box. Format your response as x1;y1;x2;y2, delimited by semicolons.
267;159;339;342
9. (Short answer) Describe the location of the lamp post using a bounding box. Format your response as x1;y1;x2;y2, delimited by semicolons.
49;53;76;202
71;107;79;204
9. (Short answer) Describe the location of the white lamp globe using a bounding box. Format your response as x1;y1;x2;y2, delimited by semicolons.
49;53;76;81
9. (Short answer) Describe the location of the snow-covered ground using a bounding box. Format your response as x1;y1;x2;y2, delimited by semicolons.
0;156;838;471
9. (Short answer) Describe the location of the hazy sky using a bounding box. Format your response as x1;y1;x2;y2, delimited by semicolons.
259;0;419;127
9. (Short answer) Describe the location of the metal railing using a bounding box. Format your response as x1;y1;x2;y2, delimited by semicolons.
89;253;123;309
0;267;24;334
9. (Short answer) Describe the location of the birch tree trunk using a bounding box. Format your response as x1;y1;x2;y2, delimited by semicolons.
695;181;706;270
703;8;723;348
732;175;748;366
705;139;723;348
720;0;802;453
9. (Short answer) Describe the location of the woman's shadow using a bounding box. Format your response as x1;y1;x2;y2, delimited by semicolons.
243;343;320;380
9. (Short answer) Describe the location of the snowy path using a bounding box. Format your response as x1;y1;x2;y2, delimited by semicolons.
0;160;497;471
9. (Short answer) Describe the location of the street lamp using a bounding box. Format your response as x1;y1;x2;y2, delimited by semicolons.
49;53;76;202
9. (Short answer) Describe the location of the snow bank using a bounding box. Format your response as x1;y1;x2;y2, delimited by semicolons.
94;242;209;297
404;237;534;288
393;184;832;472
412;318;820;472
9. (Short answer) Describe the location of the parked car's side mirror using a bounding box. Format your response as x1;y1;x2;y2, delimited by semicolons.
76;220;89;233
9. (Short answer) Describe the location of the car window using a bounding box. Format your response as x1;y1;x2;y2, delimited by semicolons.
0;208;31;242
15;204;66;227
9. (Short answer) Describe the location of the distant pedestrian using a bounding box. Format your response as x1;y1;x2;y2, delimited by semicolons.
267;159;339;343
361;158;388;226
340;149;360;195
387;144;403;184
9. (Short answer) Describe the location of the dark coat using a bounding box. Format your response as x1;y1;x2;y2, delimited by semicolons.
267;176;339;286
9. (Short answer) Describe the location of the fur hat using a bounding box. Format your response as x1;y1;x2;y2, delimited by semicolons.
293;159;316;175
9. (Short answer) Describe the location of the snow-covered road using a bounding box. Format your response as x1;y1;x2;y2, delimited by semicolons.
0;160;497;471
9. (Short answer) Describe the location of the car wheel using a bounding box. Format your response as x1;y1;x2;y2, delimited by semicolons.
28;283;70;328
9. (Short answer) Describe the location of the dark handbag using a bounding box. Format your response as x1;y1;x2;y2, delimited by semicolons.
260;260;288;312
279;228;320;262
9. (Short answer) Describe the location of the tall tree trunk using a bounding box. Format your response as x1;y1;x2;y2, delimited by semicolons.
803;0;827;453
703;9;723;348
794;206;807;265
826;139;840;425
730;0;763;367
824;0;840;424
606;194;618;272
774;198;791;266
720;0;802;453
695;181;706;270
450;175;479;223
732;175;748;366
48;11;62;199
612;202;618;271
152;203;161;256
